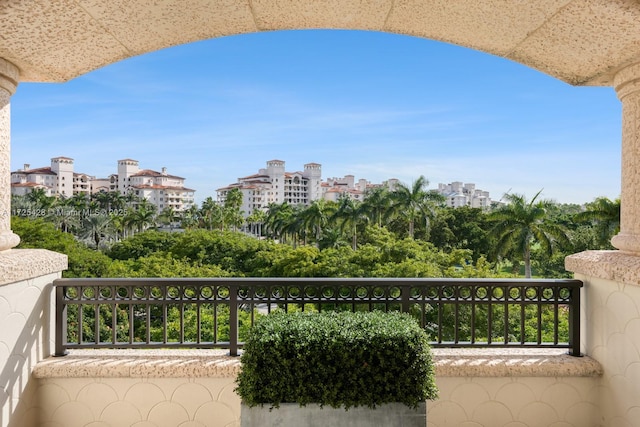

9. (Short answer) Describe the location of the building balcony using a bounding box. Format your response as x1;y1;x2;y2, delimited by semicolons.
0;266;617;427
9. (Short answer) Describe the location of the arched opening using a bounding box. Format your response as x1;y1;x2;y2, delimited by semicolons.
10;30;621;205
4;5;640;427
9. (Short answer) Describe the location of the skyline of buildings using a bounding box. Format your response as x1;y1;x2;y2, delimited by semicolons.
217;160;492;217
11;156;493;215
11;157;196;212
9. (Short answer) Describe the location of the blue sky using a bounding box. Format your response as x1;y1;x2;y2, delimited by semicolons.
10;29;621;205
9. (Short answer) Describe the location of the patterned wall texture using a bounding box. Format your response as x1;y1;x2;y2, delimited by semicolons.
577;274;640;427
0;272;58;427
30;350;241;427
35;377;239;427
429;377;600;427
30;349;601;427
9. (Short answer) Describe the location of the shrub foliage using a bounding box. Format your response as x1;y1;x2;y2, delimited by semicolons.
236;311;438;410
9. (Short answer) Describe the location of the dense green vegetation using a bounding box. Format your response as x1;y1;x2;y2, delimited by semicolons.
11;180;620;279
13;182;615;347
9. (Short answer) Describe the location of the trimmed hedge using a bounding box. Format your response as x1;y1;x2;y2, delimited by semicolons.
235;311;438;409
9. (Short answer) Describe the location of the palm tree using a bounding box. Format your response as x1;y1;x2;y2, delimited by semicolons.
390;176;443;239
47;203;79;233
110;192;128;211
223;188;244;231
159;206;180;230
181;204;200;230
11;194;36;216
361;187;393;227
91;191;112;210
79;213;114;249
26;188;54;210
332;196;366;250
66;192;90;211
120;207;141;238
200;197;222;230
131;200;157;233
246;209;267;237
123;191;140;207
199;197;213;230
301;199;336;246
265;202;292;242
110;211;127;241
488;190;570;278
575;197;620;248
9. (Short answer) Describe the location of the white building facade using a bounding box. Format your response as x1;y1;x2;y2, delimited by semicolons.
437;182;491;209
11;157;90;198
217;161;408;217
11;157;196;212
217;160;323;217
217;162;495;216
116;160;196;212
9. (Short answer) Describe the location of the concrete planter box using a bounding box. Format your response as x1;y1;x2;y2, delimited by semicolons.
241;402;426;427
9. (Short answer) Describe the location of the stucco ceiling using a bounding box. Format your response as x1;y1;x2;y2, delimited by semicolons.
1;0;640;85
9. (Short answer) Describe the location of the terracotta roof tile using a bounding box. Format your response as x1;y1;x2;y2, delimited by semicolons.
11;182;51;188
12;167;56;175
131;169;184;180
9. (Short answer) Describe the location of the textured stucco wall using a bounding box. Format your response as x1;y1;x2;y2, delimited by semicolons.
31;348;600;427
574;272;640;427
429;376;600;427
36;377;239;427
32;350;241;427
0;271;60;427
31;373;601;427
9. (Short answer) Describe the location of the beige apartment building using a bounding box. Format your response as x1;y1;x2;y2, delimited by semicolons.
217;160;322;216
218;160;492;216
112;159;195;212
217;160;402;216
437;181;492;209
11;157;195;212
11;157;90;198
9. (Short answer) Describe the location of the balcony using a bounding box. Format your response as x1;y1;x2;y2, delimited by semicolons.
4;3;640;426
0;271;609;427
51;278;584;357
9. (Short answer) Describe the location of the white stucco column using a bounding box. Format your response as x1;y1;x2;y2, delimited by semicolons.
0;58;20;251
612;62;640;254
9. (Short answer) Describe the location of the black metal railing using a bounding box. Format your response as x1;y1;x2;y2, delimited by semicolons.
54;278;582;357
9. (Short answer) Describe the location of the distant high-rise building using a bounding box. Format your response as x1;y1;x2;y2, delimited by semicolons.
11;157;88;198
217;160;323;217
11;157;196;212
217;160;400;217
437;181;491;209
217;161;493;217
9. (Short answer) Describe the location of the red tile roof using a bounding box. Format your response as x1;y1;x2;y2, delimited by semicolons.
132;184;195;192
11;182;50;188
12;167;56;175
130;169;184;180
239;173;270;180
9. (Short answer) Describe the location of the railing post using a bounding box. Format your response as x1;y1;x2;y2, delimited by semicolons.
229;284;239;357
54;282;67;357
401;284;411;314
569;284;582;357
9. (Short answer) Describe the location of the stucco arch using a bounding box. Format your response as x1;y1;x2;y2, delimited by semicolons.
1;0;640;86
2;0;640;255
